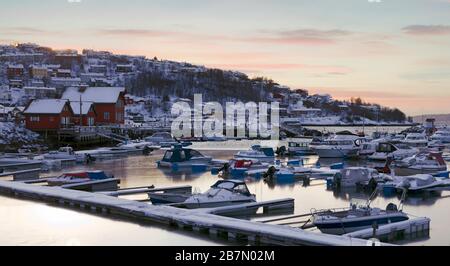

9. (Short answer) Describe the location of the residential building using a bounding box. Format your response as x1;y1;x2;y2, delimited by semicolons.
23;99;74;131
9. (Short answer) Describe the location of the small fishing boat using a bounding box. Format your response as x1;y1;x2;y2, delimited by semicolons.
144;132;190;148
330;167;390;188
47;171;112;186
157;144;212;168
148;180;256;209
310;132;365;158
234;145;275;162
368;142;418;161
431;128;450;144
43;147;87;163
401;133;428;148
393;174;448;193
115;140;160;155
393;152;447;176
216;159;271;177
313;198;409;235
287;141;316;156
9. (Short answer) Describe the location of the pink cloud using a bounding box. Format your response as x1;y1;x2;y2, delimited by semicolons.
402;25;450;36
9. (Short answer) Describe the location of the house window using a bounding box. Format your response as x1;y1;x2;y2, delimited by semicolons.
88;117;95;126
104;112;110;121
30;116;40;122
116;100;123;108
61;117;70;125
116;112;123;121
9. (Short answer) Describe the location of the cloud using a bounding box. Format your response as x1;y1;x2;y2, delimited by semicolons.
94;27;352;46
402;25;450;36
97;29;176;37
244;28;352;45
0;27;49;35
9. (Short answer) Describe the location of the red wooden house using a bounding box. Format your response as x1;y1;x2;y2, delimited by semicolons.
62;87;126;126
70;102;96;126
24;99;74;131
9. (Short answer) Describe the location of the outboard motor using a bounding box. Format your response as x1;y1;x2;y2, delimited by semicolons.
218;163;231;175
143;146;152;156
86;154;96;164
276;146;287;157
368;178;378;191
263;166;277;180
332;172;342;188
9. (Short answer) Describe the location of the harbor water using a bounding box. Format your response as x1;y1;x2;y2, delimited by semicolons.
0;137;449;246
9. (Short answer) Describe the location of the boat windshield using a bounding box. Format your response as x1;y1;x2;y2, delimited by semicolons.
163;151;174;161
350;198;369;209
189;150;204;158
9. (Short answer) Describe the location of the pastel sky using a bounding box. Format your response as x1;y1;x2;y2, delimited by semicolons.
1;0;450;116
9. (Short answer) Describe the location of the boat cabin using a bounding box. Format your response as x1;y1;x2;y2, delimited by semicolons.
251;145;275;157
289;142;310;149
376;143;397;153
210;180;252;197
162;145;206;163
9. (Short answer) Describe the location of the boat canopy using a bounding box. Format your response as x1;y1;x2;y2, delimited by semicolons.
61;171;109;180
211;180;252;196
251;145;275;157
162;146;206;163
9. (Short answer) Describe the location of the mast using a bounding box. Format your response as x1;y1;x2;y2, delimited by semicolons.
79;94;83;128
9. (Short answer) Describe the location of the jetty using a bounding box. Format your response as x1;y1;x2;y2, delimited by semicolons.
0;180;388;246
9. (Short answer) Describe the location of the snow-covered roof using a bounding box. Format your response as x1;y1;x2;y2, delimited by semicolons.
24;99;69;114
23;86;56;91
70;102;94;115
62;87;125;104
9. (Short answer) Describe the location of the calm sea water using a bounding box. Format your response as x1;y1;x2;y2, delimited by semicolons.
1;132;449;246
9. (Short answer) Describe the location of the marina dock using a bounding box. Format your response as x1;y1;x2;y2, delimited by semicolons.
0;180;388;246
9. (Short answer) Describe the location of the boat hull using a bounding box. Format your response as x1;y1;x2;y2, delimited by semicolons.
313;148;359;158
394;167;447;176
315;215;409;235
158;158;212;168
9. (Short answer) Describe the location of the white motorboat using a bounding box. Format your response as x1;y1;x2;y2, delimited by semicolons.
116;140;160;155
287;141;316;156
157;144;212;168
43;147;87;163
216;159;271;177
393;152;448;176
310;132;365;158
431;128;450;144
330;167;390;188
149;180;256;209
368;142;419;161
234;145;275;162
144;132;180;148
392;174;449;193
401;133;428;148
47;171;112;186
312;200;409;235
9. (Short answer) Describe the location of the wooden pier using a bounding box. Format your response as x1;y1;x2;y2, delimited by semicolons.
344;217;431;242
0;180;388;246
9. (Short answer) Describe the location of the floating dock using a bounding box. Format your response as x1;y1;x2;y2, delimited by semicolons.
344;217;431;242
0;180;390;246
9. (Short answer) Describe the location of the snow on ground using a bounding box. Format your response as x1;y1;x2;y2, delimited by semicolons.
0;122;40;146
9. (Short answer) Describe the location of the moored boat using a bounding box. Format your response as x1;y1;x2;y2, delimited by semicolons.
393;152;447;176
234;145;275;162
157;144;212;168
313;199;409;235
46;171;112;186
149;180;256;209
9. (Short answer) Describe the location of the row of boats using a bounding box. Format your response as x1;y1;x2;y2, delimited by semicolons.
5;129;448;238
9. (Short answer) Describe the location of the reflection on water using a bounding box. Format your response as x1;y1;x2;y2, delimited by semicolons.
0;139;449;246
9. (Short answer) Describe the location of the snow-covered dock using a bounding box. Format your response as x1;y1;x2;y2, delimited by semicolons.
0;180;389;246
344;217;431;242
